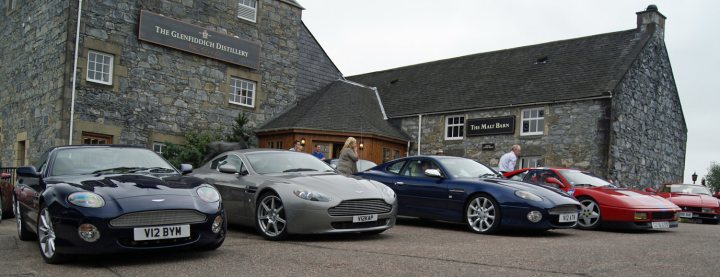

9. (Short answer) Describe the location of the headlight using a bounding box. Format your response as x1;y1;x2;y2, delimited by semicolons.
68;192;105;208
197;186;221;202
634;212;648;220
293;190;331;202
383;186;396;199
515;190;543;202
702;208;715;213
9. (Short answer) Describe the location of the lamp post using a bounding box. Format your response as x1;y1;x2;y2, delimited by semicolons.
692;172;698;184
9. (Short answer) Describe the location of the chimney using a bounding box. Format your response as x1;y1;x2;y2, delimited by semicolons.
636;5;666;37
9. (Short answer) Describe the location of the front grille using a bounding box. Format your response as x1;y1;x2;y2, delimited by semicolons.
328;199;392;216
652;211;675;220
680;206;702;212
548;205;579;215
331;219;389;229
110;210;207;227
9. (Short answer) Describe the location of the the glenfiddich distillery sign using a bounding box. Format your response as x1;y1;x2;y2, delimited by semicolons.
466;116;515;136
138;10;260;69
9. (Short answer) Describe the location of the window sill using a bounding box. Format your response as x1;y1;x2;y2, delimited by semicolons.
229;101;254;108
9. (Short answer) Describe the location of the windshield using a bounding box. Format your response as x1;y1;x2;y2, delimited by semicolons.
558;170;611;187
663;184;711;195
246;152;335;174
51;147;176;176
437;158;499;178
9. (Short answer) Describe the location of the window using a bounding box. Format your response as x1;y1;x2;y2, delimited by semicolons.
237;0;257;22
230;77;256;107
521;108;544;136
519;156;541;169
87;50;114;85
386;160;406;174
267;141;283;149
16;140;26;166
383;148;401;163
445;115;465;140
153;142;166;155
82;132;113;144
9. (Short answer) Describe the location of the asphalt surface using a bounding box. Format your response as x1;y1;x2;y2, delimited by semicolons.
0;217;718;277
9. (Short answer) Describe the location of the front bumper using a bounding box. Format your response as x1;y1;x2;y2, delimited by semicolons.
599;206;680;229
499;204;580;230
284;201;398;234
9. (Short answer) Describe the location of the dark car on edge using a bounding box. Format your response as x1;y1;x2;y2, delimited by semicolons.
13;145;226;263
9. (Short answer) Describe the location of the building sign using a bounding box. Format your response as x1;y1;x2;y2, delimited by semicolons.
481;143;495;151
138;10;260;69
466;116;515;136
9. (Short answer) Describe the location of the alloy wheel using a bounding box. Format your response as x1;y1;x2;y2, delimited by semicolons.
38;208;57;259
578;198;601;229
466;196;497;233
257;195;287;238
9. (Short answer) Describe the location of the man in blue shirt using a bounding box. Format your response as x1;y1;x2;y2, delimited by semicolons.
311;145;325;160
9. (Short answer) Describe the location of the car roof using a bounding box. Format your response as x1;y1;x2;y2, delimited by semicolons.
49;144;147;151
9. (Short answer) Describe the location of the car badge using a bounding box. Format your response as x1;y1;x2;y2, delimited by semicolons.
152;199;165;202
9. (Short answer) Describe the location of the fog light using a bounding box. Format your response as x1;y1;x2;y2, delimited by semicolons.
212;215;223;234
701;208;714;214
527;211;542;223
634;212;648;220
78;223;100;242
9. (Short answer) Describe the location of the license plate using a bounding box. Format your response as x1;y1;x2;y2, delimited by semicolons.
134;225;190;241
352;214;378;223
651;221;670;229
678;212;693;218
559;213;578;223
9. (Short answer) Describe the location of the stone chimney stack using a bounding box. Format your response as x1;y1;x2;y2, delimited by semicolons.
636;5;666;38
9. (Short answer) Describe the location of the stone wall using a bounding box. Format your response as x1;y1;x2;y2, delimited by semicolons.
0;0;70;166
295;23;342;99
396;99;612;176
610;31;686;188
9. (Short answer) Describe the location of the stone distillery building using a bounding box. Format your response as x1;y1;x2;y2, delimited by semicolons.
1;2;685;188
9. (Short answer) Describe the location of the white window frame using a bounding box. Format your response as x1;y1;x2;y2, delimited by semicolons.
237;0;257;23
86;50;114;85
229;77;256;107
153;142;166;155
520;156;541;169
521;107;545;136
444;115;465;140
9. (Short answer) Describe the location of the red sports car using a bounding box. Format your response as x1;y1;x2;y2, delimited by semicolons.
649;183;720;224
504;168;680;230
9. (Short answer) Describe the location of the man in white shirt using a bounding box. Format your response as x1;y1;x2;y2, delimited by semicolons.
498;145;521;172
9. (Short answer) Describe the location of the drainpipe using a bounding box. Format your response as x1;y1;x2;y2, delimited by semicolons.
417;114;422;155
68;0;83;145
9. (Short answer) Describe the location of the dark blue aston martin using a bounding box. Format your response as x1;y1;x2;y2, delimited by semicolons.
356;156;581;234
13;145;226;263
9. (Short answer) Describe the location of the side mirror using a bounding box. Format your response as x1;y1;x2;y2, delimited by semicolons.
178;164;193;175
644;187;656;193
16;166;40;178
713;192;720;199
218;164;238;174
424;169;443;178
545;177;564;188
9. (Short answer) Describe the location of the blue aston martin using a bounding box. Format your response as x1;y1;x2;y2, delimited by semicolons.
13;145;226;263
356;156;581;234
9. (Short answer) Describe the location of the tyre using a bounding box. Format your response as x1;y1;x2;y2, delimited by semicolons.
37;205;68;264
14;195;34;241
577;197;601;230
465;193;502;234
255;192;288;240
702;218;720;225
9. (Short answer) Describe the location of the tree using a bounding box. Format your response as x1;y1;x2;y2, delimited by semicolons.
707;162;720;193
226;112;253;144
162;131;221;168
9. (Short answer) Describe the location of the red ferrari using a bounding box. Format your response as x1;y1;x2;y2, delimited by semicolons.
648;183;720;224
504;168;680;230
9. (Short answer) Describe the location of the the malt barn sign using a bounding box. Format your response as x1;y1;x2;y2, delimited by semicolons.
138;10;260;69
466;116;515;136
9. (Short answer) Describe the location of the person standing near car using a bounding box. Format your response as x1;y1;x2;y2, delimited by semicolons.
311;145;325;160
336;137;359;175
498;144;521;173
289;140;303;152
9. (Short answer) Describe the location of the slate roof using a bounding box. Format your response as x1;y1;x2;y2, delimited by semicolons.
257;80;410;141
348;29;652;118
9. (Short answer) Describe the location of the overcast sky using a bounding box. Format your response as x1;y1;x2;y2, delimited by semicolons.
299;0;720;184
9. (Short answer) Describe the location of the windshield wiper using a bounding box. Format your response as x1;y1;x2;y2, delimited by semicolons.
92;167;141;175
127;167;175;173
282;168;319;173
479;173;499;179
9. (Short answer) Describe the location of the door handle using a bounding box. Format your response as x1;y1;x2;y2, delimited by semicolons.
394;182;405;186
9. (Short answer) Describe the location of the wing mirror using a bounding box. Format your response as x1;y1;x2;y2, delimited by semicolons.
644;187;656;193
218;164;238;174
713;192;720;199
544;177;564;188
178;164;193;175
424;169;443;178
16;166;40;178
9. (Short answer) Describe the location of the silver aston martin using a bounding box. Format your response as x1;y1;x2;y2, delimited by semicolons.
191;149;397;240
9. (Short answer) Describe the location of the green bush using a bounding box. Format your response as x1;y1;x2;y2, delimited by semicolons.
162;131;221;168
707;162;720;193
